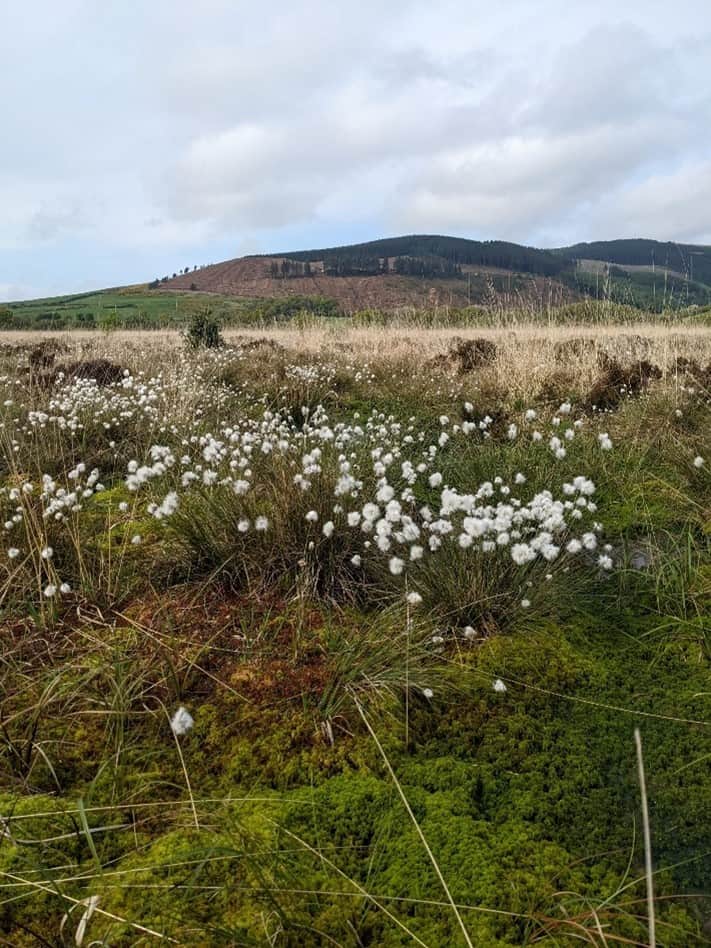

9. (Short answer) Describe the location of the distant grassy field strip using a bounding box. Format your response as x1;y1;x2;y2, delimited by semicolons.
4;288;254;329
577;258;689;279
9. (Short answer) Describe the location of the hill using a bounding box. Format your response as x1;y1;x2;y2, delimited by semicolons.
159;234;711;313
161;235;575;313
556;237;711;283
3;235;711;328
274;234;567;276
554;239;711;310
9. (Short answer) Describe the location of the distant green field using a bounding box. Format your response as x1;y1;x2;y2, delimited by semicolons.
0;287;353;331
0;287;255;331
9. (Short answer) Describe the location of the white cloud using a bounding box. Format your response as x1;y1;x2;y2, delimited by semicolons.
1;0;710;296
587;161;711;243
391;114;693;241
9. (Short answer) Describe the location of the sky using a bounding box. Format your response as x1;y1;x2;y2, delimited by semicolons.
1;0;710;300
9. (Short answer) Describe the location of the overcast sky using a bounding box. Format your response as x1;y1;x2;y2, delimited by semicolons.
2;0;710;300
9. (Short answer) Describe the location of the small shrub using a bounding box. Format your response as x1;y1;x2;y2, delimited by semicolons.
185;308;224;349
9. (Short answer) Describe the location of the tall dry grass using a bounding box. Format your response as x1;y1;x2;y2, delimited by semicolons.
3;322;709;401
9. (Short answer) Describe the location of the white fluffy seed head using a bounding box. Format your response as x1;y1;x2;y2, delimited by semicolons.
170;706;194;736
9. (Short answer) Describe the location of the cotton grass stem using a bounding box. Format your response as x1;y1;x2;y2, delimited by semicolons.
164;705;199;830
635;728;655;948
405;588;411;749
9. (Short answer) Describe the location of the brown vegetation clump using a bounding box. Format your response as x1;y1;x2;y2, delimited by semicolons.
56;358;127;386
553;336;596;361
536;370;577;404
586;352;662;410
430;336;498;374
0;337;68;369
28;339;69;370
673;356;711;388
233;336;286;355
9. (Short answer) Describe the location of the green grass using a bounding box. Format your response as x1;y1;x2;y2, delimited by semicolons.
1;287;258;331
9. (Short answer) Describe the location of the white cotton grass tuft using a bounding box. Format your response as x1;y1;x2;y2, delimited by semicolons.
170;706;194;736
152;491;179;520
693;456;705;468
1;369;622;615
422;688;434;699
406;591;422;605
493;678;507;693
598;433;613;451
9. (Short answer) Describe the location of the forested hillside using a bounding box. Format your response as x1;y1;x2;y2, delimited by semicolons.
275;234;567;277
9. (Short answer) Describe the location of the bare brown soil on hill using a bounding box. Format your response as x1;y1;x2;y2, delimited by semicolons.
165;255;570;311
